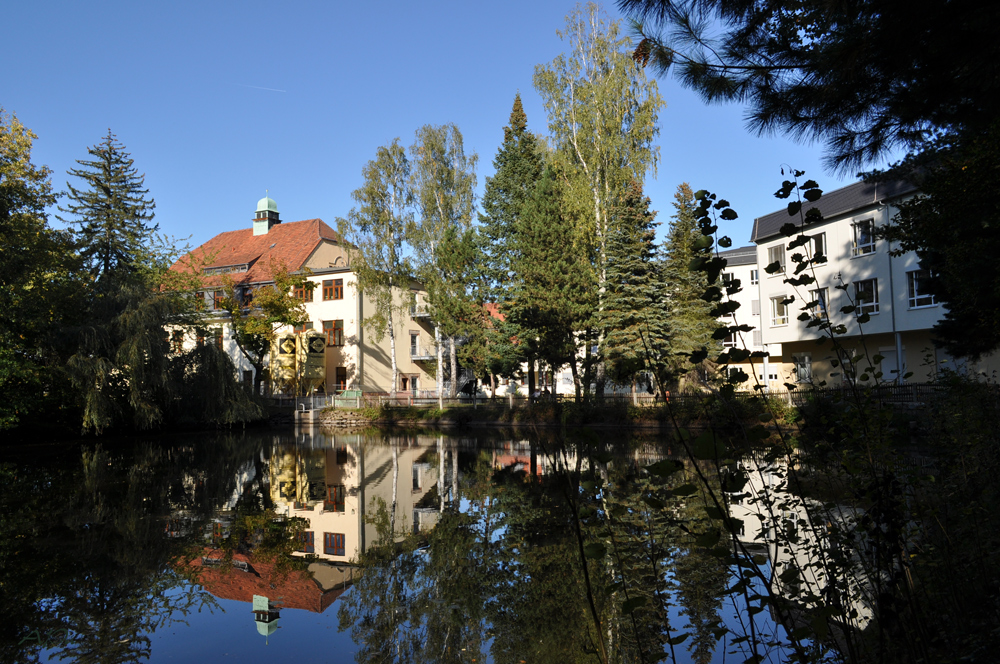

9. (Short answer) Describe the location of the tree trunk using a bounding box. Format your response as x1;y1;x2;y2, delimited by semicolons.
388;311;398;399
528;358;536;404
448;336;458;398
390;442;398;536
570;354;582;403
438;436;445;513
451;443;458;506
436;325;443;408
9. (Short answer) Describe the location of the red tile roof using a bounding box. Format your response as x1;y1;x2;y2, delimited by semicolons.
172;218;342;287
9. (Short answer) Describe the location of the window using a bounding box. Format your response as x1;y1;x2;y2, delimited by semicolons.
410;333;419;357
723;332;737;348
810;233;827;263
297;531;314;554
293;321;314;333
854;278;879;315
194;291;206;311
751;300;760;316
324;532;345;557
722;272;733;286
323;278;344;301
752;330;762;347
211;327;223;350
770;296;789;326
324;320;344;345
809;287;829;318
335;367;347;392
768;245;786;274
750;269;759;285
212;289;225;310
292;283;313;302
852;219;875;256
794;353;812;383
907;270;936;308
325;485;346;512
336;445;348;465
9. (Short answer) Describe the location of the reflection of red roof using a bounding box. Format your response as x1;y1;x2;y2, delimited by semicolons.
187;552;347;613
172;219;342;287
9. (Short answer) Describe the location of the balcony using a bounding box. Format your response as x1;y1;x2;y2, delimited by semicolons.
409;303;431;319
410;345;435;361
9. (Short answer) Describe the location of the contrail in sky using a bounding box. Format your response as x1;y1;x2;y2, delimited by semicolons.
236;84;287;93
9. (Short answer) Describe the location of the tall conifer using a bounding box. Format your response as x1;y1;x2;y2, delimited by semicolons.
599;180;670;394
478;94;544;303
661;183;719;379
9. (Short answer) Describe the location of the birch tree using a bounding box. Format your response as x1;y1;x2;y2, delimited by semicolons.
533;2;665;285
337;139;413;398
410;124;478;401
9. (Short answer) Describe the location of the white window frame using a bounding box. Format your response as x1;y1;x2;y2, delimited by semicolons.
907;269;937;308
810;233;827;263
809;287;829;318
770;296;789;326
768;245;786;274
723;331;737;348
750;269;759;285
852;219;876;256
854;278;879;315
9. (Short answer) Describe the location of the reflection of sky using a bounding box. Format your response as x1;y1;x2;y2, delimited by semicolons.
141;585;356;663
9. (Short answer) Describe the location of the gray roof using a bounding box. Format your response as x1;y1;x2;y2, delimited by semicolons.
751;178;918;243
717;245;757;266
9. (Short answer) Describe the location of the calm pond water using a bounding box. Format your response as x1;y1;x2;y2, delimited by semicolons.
1;427;826;664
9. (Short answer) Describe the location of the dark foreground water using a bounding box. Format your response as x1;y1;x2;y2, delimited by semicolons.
1;428;821;664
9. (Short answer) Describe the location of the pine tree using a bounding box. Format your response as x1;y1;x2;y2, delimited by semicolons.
58;130;157;286
660;183;719;383
599;180;670;395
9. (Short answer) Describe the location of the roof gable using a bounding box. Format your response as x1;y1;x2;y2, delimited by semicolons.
174;218;342;285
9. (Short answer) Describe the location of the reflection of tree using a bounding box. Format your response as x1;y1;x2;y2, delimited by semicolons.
0;433;275;664
338;498;422;664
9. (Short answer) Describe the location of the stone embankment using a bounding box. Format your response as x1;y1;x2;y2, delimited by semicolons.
318;409;374;428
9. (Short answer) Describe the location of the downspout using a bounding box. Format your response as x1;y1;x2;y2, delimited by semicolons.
357;279;364;392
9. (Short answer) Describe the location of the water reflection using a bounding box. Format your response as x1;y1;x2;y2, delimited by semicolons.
0;428;846;664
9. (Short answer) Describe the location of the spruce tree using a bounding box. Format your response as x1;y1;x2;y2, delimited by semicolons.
58;130;157;286
507;167;595;398
478;93;544;303
599;180;670;395
660;183;719;383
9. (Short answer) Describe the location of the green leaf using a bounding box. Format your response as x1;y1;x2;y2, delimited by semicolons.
667;633;689;646
764;261;783;275
719;235;733;247
583;542;606;559
787;201;802;216
780;222;797;236
720;208;738;220
642;495;665;509
672;484;699;497
803;188;823;202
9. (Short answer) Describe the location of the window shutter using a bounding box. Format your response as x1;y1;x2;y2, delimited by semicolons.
751;300;760;315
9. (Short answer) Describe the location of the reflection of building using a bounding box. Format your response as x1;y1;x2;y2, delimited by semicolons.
270;430;444;562
726;456;873;630
170;196;435;395
189;551;352;618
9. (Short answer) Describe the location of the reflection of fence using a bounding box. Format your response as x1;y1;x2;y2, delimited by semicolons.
785;383;942;406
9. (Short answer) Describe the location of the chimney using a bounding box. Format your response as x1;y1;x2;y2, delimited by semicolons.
253;194;280;235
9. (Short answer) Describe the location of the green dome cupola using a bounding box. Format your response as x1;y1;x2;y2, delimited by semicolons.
253;192;281;235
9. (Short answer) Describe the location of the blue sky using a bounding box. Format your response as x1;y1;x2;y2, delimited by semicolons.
7;0;890;251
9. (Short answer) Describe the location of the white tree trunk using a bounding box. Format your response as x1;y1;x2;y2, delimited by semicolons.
436;325;443;408
449;336;458;398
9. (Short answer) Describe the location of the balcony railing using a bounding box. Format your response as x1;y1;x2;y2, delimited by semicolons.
410;345;435;361
409;304;431;318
